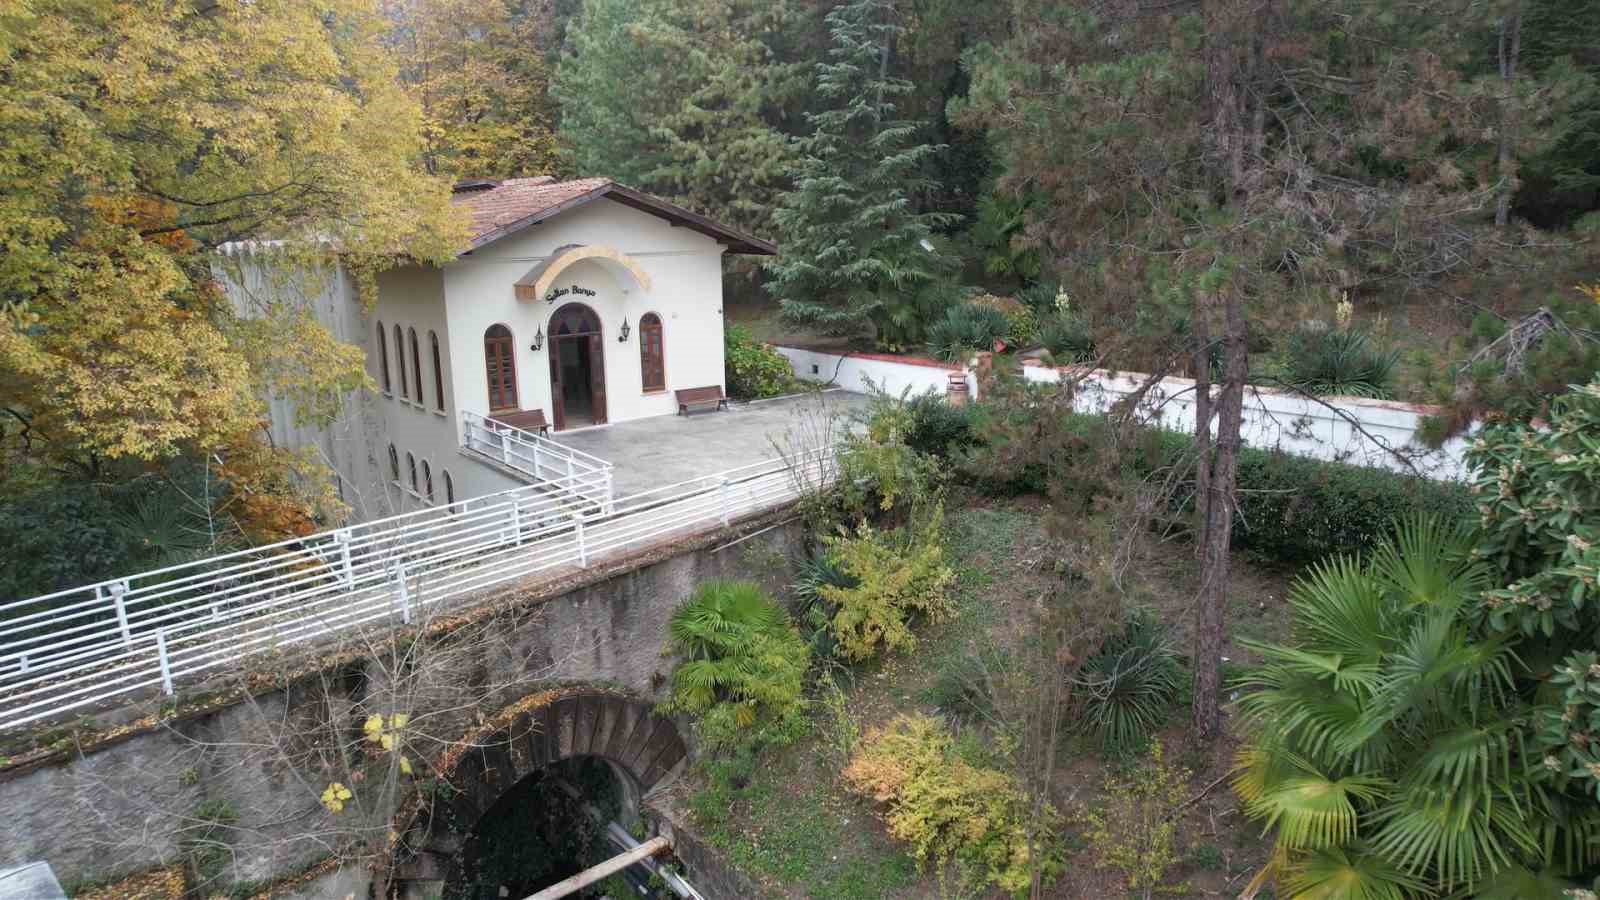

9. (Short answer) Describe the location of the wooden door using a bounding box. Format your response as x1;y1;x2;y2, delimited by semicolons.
588;333;607;424
548;340;565;430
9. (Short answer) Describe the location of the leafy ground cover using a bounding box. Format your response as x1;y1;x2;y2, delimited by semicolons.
675;496;1298;898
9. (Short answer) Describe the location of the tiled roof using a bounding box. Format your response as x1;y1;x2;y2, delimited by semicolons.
449;177;775;255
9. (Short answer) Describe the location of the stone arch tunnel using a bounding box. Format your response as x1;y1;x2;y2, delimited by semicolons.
389;691;688;898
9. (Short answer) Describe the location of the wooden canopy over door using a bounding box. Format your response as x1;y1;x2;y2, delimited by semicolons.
548;303;606;430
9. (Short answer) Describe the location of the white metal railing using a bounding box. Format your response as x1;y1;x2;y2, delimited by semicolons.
0;448;833;732
461;411;615;512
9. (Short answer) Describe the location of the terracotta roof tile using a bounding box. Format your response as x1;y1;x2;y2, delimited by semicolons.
452;177;612;247
448;177;776;256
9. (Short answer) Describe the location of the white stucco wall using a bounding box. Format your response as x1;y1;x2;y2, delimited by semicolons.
213;251;398;521
777;346;968;400
369;266;526;512
442;198;728;429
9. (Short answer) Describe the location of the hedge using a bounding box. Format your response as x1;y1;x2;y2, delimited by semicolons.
938;404;1472;567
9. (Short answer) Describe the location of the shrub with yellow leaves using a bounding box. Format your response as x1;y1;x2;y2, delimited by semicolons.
843;713;1052;894
819;506;955;662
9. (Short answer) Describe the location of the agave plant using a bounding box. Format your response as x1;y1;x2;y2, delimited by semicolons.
1233;517;1600;898
1282;327;1401;399
1072;611;1184;751
925;303;1011;362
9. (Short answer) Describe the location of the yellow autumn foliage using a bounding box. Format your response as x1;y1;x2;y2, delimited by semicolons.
843;713;1050;893
0;0;466;525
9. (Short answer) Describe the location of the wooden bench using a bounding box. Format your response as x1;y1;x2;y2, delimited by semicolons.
675;386;728;416
491;408;550;437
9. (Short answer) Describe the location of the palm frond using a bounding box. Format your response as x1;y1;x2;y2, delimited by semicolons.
1286;555;1396;661
1462;865;1575;900
1370;516;1486;611
1245;755;1390;851
1368;785;1538;891
1281;846;1430;900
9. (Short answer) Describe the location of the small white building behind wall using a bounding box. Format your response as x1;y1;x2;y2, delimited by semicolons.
218;177;775;522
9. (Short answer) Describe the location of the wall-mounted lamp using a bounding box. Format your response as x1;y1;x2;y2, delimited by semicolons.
529;325;544;352
617;317;631;343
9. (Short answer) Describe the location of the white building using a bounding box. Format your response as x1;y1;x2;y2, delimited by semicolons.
218;177;775;522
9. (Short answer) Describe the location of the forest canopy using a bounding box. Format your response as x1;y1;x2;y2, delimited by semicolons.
2;0;1597;594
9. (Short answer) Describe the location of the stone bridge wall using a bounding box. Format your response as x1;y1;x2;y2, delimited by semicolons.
0;513;805;895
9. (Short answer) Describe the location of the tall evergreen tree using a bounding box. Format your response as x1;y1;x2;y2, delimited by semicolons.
764;0;958;344
552;0;798;236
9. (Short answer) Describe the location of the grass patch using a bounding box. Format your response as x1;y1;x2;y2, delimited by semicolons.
695;750;915;900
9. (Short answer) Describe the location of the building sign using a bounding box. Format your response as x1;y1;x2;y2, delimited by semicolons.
544;284;598;304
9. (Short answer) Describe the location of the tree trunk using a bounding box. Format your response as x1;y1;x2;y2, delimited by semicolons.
1190;0;1255;742
1495;2;1523;228
1191;289;1247;741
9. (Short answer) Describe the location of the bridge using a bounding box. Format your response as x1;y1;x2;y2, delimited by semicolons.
0;436;829;898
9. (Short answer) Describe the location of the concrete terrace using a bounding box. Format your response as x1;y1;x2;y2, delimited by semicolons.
553;389;868;497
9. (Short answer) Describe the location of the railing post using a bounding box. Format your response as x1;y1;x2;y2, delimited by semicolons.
574;514;588;568
510;497;523;546
532;442;542;478
156;628;174;696
393;564;412;624
500;429;511;465
108;581;132;649
719;477;731;527
334;528;354;586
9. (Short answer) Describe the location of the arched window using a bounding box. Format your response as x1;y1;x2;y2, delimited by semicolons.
429;331;445;412
376;322;392;394
484;324;518;411
639;312;665;392
387;444;399;483
443;469;455;508
406;452;418;494
394;324;409;400
422;460;434;502
408;327;423;404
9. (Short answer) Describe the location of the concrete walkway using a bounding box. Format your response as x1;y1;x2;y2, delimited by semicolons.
550;390;868;497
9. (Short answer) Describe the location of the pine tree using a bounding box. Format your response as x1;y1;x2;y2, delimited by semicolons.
553;0;798;236
764;0;958;344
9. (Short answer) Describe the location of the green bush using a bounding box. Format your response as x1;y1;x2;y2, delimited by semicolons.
959;409;1472;567
900;390;975;458
925;303;1011;362
1075;611;1184;752
663;580;810;753
1281;327;1400;399
724;323;794;399
1466;379;1600;799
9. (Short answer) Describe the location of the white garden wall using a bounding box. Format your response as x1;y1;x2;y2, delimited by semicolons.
776;346;1469;481
776;346;974;401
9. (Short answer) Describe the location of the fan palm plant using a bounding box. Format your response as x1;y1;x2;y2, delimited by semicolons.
663;580;810;752
1233;517;1600;898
